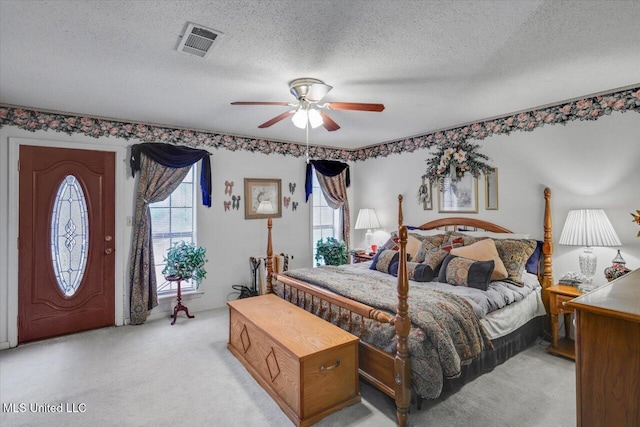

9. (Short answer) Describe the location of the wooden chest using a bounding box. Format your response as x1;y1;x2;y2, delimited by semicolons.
228;294;360;426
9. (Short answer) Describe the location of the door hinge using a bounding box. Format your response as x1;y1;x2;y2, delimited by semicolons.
17;159;20;172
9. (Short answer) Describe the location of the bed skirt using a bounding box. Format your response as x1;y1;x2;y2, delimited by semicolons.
441;314;545;394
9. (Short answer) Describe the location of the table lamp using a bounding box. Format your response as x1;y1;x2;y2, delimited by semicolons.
354;208;380;252
558;209;621;286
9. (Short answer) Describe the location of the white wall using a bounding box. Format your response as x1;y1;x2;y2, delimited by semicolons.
351;112;640;283
2;110;638;348
0;127;313;348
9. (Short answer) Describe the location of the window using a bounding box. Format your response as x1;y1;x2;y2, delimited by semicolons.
149;166;197;294
311;173;341;265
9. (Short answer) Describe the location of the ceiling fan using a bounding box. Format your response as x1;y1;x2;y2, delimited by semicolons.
231;78;385;132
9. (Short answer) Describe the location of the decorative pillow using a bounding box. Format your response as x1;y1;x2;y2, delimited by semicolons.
389;261;435;282
405;235;423;260
438;255;495;291
411;234;447;263
493;239;538;286
369;247;385;270
421;248;447;271
440;236;465;252
450;239;508;281
374;250;400;274
380;234;422;260
382;236;401;251
525;240;543;275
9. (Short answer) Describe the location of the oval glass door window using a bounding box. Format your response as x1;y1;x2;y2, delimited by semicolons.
50;175;89;296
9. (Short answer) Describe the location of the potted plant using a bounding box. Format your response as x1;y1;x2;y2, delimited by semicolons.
315;237;348;266
162;241;208;288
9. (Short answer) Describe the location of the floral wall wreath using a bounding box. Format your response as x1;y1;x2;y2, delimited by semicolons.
632;210;640;237
422;140;493;186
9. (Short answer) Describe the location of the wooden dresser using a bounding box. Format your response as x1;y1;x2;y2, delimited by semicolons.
228;294;360;427
566;268;640;427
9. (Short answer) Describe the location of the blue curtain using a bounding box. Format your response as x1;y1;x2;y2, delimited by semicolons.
130;143;212;207
305;160;350;202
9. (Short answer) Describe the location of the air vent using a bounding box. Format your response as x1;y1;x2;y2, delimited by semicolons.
177;22;223;58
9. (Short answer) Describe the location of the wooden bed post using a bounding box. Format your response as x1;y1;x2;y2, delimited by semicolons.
266;218;274;294
398;194;404;230
394;218;411;427
541;187;553;318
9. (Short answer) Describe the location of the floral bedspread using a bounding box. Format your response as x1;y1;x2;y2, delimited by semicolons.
278;264;493;399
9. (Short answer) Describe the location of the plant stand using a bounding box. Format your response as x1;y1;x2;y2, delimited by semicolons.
166;276;194;325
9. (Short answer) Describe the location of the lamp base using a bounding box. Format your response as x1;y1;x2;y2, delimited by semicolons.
578;247;597;284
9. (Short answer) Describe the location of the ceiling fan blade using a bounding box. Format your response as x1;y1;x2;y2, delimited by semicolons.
326;102;385;112
258;111;294;128
231;101;292;106
320;112;340;132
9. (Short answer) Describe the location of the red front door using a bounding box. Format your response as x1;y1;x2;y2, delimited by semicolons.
18;146;115;343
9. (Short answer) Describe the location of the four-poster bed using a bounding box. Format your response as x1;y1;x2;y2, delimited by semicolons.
264;188;554;427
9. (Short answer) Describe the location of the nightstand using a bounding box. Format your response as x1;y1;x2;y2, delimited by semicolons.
546;284;583;360
352;252;374;263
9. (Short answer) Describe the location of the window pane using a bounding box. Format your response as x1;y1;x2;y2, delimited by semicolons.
153;196;170;208
149;166;196;293
171;183;193;207
150;208;170;235
320;207;334;226
171;208;193;233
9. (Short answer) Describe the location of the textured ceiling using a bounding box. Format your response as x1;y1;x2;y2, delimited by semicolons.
1;0;639;150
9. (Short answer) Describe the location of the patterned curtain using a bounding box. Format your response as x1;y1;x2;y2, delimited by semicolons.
129;154;191;325
315;170;351;250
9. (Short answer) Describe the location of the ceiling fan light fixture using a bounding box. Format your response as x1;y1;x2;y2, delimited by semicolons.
291;108;308;129
308;108;323;128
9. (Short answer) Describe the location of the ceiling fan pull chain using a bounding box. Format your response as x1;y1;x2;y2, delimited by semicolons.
306;123;310;164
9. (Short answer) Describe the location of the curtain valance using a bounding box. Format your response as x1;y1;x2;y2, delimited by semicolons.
130;143;212;207
305;160;350;202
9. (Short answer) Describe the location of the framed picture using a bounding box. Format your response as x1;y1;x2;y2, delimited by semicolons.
438;174;478;213
485;167;499;210
244;178;282;219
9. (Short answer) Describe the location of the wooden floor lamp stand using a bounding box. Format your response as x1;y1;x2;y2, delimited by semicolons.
166;276;195;325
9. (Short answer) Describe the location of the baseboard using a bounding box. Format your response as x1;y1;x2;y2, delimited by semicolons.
0;341;12;350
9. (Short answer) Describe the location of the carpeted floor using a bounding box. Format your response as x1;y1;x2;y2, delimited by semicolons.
0;307;576;427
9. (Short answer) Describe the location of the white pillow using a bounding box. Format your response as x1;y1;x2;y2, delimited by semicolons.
406;228;445;236
459;231;531;239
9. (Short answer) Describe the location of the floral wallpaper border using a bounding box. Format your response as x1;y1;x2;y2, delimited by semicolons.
1;86;638;162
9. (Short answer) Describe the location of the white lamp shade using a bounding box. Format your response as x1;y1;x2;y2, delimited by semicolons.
307;108;323;128
559;209;621;247
354;208;381;230
291;108;308;129
256;200;275;214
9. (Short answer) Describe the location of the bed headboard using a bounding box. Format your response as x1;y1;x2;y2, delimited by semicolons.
396;188;554;294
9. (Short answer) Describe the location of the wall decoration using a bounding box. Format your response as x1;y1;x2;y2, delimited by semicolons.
422;140;493;186
632;210;640;237
485;168;499;210
224;180;234;195
289;182;296;194
231;195;241;210
283;197;291;209
292;202;298;211
417;176;432;210
244;178;282;219
0;86;638;162
223;201;231;211
438;175;478;213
